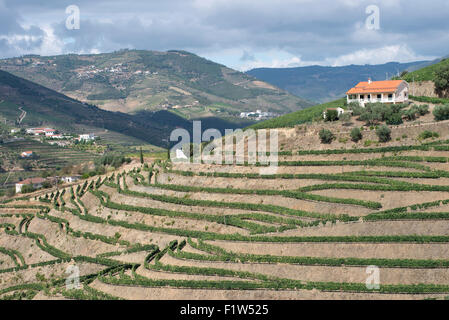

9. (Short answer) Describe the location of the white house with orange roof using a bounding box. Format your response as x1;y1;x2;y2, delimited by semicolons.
20;151;34;158
346;79;409;107
26;127;56;136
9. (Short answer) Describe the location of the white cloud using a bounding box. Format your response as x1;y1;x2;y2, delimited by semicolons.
0;0;448;69
327;44;436;66
240;56;305;71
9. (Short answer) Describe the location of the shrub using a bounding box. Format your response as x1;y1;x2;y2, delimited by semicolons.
418;104;429;116
348;102;363;116
42;181;52;189
433;105;449;121
339;112;352;124
403;109;417;121
419;131;439;140
319;129;335;144
350;127;362;142
359;103;405;125
324;109;339;121
386;113;403;125
434;64;449;97
21;185;35;194
376;125;391;143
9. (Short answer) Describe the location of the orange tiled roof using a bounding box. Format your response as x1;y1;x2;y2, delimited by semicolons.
347;80;404;95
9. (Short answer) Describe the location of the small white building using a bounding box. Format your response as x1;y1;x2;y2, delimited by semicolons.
346;79;409;107
78;133;96;142
61;176;81;184
15;177;46;193
323;107;345;119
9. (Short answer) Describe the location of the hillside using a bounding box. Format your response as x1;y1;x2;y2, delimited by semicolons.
0;70;256;149
0;50;313;119
249;98;346;130
247;61;429;103
0;70;187;147
2;119;449;300
398;57;449;82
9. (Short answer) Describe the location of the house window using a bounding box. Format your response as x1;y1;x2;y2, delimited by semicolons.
388;94;393;100
360;95;364;100
367;94;371;100
377;94;382;99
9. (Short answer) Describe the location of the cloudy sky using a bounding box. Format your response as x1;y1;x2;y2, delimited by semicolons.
1;0;448;70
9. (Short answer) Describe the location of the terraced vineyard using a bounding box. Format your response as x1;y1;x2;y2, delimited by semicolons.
0;139;98;171
3;137;449;300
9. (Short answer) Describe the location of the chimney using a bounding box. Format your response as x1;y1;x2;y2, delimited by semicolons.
368;78;372;84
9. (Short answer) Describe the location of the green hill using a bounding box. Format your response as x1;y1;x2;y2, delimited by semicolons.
249;98;346;130
0;70;189;147
0;50;312;120
398;57;449;82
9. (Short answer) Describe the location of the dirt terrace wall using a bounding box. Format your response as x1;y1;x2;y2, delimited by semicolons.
409;81;437;97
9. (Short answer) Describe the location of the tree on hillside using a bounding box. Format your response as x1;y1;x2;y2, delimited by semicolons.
350;127;363;142
433;105;449;121
340;112;352;125
319;129;335;144
140;147;144;164
376;125;391;143
324;109;339;122
435;64;449;97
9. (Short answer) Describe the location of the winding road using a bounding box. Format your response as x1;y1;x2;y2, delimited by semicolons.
17;107;26;124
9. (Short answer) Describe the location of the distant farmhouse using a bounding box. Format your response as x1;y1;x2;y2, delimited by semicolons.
346;79;409;107
78;133;96;142
323;107;345;120
15;177;46;194
60;176;81;184
20;151;34;158
26;127;57;137
240;110;276;121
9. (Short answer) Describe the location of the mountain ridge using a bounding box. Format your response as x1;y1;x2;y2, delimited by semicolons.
0;50;313;120
246;61;430;103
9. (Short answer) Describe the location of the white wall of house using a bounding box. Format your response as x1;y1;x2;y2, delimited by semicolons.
15;182;43;193
395;81;409;103
15;184;23;194
61;177;80;183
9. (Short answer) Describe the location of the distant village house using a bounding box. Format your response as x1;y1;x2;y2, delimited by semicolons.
78;133;96;142
20;151;34;158
323;107;345;120
60;176;81;184
26;127;57;136
346;79;409;107
15;177;46;194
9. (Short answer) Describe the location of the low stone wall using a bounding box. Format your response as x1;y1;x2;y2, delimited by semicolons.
409;81;437;97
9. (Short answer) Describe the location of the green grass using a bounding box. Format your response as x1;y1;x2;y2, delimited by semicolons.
410;95;449;104
399;58;449;82
249;98;346;129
